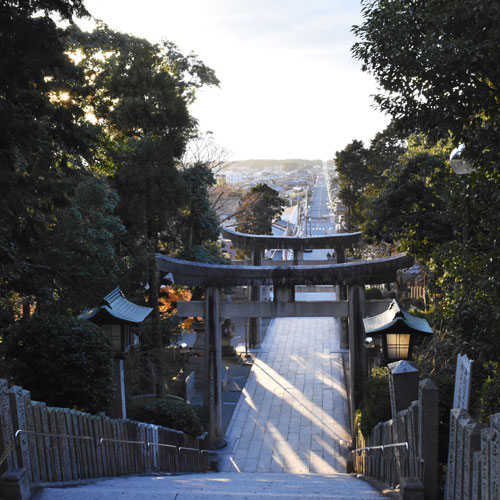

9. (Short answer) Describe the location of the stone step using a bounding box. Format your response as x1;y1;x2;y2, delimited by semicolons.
33;473;386;500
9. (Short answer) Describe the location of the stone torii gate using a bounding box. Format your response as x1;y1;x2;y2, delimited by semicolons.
156;252;413;449
221;227;363;348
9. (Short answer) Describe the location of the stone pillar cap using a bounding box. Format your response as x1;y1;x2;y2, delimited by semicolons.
388;360;418;374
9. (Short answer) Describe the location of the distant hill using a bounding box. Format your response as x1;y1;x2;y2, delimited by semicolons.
223;159;323;171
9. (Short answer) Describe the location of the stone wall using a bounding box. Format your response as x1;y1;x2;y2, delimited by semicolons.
0;380;210;485
445;409;500;500
354;378;438;499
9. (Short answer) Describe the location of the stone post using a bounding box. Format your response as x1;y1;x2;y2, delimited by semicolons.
388;361;419;423
0;469;31;500
446;408;469;500
204;287;224;449
490;414;500;500
249;249;262;348
387;364;420;490
348;284;365;434
418;378;439;500
293;249;304;265
0;380;17;473
400;477;425;500
335;246;349;349
463;420;481;499
7;387;31;477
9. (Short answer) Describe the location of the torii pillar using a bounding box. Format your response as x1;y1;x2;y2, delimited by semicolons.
335;246;349;349
348;284;367;432
248;249;262;348
204;287;225;449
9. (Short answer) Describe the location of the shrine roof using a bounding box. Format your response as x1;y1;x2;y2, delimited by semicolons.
78;287;152;326
363;300;432;335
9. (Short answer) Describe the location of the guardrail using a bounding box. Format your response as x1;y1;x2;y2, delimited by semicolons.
9;429;216;479
0;380;215;484
352;441;409;454
352;441;424;488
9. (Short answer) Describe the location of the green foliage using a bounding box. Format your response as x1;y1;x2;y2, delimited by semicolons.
479;362;500;424
352;1;500;480
0;3;224;406
68;23;221;282
128;397;205;436
236;183;285;235
171;163;222;261
46;176;125;311
69;25;193;238
0;0;97;314
352;0;500;162
334;124;405;232
363;136;454;260
5;314;113;413
335;140;369;231
364;287;383;300
414;333;459;466
358;366;391;437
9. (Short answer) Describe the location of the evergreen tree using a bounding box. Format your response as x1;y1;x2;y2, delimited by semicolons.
236;183;285;235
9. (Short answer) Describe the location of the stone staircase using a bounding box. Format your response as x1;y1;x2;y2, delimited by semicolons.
33;472;386;499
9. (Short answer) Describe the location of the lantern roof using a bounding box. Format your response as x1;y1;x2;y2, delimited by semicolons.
363;300;432;336
79;287;152;326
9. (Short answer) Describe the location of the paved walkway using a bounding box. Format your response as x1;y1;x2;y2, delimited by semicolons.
34;472;385;499
219;314;351;473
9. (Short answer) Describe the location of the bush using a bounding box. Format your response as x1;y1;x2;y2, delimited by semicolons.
364;287;384;300
128;397;205;436
5;314;113;413
358;366;391;437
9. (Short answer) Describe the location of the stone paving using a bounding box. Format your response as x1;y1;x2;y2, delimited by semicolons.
219;313;351;473
34;472;386;499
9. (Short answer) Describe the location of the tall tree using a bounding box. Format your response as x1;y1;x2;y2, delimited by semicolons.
0;0;104;320
352;0;500;163
363;136;454;259
173;163;222;263
236;183;285;235
68;25;219;395
352;0;500;421
334;140;370;231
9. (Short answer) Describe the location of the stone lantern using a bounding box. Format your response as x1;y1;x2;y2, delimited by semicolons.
79;287;152;419
363;300;433;363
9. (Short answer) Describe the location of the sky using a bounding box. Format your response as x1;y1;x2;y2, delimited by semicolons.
81;0;389;161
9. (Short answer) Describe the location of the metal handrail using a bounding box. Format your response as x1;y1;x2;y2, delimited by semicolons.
15;430;92;442
15;430;213;454
352;441;409;454
179;446;201;453
13;429;216;470
98;437;145;447
147;442;177;450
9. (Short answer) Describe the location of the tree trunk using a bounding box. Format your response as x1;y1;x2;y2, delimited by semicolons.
148;250;165;397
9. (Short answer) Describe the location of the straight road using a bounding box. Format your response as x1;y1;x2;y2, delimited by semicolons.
303;172;336;260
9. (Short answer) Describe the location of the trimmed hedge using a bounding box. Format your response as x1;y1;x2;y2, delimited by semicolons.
128;397;206;436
